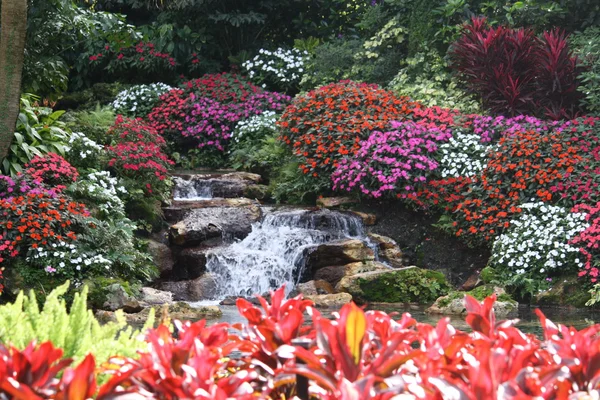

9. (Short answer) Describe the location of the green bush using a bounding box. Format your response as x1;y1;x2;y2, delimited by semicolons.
0;282;153;365
64;106;116;145
571;27;600;115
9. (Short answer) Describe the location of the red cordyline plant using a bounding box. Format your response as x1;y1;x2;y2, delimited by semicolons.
2;287;600;398
449;17;583;119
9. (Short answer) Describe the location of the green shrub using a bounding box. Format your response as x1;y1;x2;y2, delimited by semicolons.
0;282;153;365
571;27;600;115
64;105;116;145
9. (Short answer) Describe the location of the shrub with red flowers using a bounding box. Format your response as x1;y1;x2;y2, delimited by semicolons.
332;121;451;199
106;116;174;202
571;203;600;283
278;80;418;178
4;288;600;398
148;73;290;153
23;153;78;190
450;17;583;119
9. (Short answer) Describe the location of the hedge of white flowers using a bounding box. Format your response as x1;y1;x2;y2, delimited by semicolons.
68;171;128;217
65;132;104;170
491;201;589;278
242;48;308;91
230;111;278;147
438;131;490;178
27;241;112;279
112;83;173;117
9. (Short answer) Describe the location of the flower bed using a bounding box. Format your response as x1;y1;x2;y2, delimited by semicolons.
2;288;600;399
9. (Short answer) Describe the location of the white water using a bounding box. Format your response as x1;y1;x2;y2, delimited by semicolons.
204;209;368;299
173;177;213;201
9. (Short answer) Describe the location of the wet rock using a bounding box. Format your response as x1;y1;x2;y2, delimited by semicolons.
96;302;222;325
305;293;353;308
427;287;517;318
367;233;405;268
306;239;375;271
188;274;218;301
102;284;142;313
459;270;483;291
294;280;335;296
140;287;173;306
157;281;191;301
221;172;262;183
316;197;356;208
243;184;271;200
314;261;390;288
347;211;377;226
169;204;261;246
164;198;258;222
172;245;214;280
147;239;174;278
336;266;451;305
219;296;261;306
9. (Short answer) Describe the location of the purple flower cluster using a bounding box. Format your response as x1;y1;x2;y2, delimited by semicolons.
0;175;61;201
183;92;290;151
470;114;565;143
332;121;452;199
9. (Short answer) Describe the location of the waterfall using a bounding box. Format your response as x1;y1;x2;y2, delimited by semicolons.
173;177;213;200
205;209;366;299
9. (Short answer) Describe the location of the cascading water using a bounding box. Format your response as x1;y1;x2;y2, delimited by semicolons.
173;177;213;200
205;209;368;299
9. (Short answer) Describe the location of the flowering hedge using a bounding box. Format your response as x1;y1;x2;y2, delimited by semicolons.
148;73;290;152
3;288;600;399
24;153;79;190
242;48;308;92
278;80;417;178
111;83;173;117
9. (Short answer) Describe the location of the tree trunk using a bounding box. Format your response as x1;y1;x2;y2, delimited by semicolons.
0;0;28;161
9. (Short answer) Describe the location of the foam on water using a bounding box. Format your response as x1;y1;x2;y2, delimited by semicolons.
173;177;213;201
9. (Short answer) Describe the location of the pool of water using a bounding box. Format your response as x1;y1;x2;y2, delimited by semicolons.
203;303;599;336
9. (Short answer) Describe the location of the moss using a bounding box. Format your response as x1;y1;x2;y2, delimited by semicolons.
437;286;515;308
357;267;451;304
535;277;592;308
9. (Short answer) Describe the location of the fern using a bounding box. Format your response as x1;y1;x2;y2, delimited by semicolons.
0;282;154;365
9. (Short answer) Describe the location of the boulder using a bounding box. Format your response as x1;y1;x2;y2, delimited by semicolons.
347;211;377;226
96;302;222;325
102;284;143;313
336;266;451;305
157;281;191;301
367;233;405;268
169;204;261;246
305;293;353;308
306;239;375;271
147;239;174;278
140;287;173;306
157;274;218;301
172;244;218;280
314;261;390;288
427;287;517;318
294;280;335;296
243;184;271;200
164;198;257;222
459;271;483;291
316;197;356;208
221;172;262;183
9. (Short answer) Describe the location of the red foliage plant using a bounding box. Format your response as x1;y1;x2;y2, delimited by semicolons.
1;287;600;399
449;17;583;119
278;80;418;178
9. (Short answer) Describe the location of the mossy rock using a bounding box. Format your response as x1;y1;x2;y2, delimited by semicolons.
84;277;140;310
351;266;451;304
437;285;515;309
429;285;518;317
536;277;591;308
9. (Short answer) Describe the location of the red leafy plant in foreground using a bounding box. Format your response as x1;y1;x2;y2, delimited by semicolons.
1;287;600;398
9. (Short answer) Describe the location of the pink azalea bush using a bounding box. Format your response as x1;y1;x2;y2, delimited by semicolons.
332;121;451;199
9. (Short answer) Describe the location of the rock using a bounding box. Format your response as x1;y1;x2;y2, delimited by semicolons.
243;184;271;200
317;197;356;208
459;271;482;291
305;293;353;308
306;239;375;271
367;233;405;268
169;203;261;246
427;287;517;318
96;302;222;325
221;172;262;183
336;266;451;304
294;280;335;296
164;198;258;222
147;239;174;278
219;296;261;306
188;274;218;301
157;281;191;301
140;287;173;306
347;211;377;226
102;284;142;313
535;277;591;308
172;244;217;280
314;261;390;287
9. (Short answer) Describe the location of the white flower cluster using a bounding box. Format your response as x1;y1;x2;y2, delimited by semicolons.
65;131;104;163
27;241;111;275
491;201;589;277
242;48;308;87
231;111;278;144
71;171;127;216
112;83;173;116
438;131;490;178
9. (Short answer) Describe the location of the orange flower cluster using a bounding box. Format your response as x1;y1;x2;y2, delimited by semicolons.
453;130;584;243
278;80;418;177
0;193;89;265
